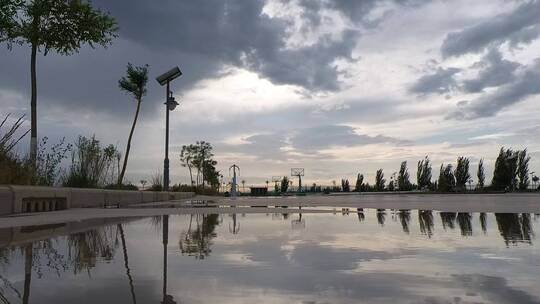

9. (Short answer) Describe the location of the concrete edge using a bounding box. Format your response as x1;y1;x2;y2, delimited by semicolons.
0;185;195;216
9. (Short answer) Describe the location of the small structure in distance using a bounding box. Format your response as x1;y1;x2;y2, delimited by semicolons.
291;168;304;192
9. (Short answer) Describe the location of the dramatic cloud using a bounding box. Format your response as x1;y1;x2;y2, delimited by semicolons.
462;48;521;93
1;0;540;184
441;0;540;57
409;67;461;95
449;59;540;120
93;0;360;92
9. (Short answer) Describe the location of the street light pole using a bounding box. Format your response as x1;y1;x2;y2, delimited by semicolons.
156;67;182;192
164;81;170;191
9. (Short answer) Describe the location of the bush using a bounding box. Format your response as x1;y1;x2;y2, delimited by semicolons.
62;136;117;188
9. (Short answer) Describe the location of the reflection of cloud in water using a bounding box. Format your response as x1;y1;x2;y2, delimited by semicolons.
0;211;538;303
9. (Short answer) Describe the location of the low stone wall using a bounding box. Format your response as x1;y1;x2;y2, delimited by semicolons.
0;185;195;216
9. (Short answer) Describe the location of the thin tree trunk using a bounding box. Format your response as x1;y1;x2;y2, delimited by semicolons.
30;43;38;169
118;98;141;185
118;224;137;304
188;165;193;187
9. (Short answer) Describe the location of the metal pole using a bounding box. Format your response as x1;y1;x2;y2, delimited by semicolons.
162;215;169;303
164;81;170;192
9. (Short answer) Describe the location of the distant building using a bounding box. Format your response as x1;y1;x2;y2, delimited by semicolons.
250;187;268;196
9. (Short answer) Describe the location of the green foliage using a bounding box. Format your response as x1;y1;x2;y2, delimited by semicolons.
375;169;385;191
281;176;289;193
180;141;219;189
454;156;470;191
492;147;518;191
438;164;455;192
62;136;118;188
477;159;485;190
118;63;149;99
417;156;432;190
0;114;32;184
388;179;395;191
35;136;71;186
1;0;117;53
341;179;350;192
397;161;412;191
355;173;364;192
0;0;22;42
517;149;530;190
149;171;163;191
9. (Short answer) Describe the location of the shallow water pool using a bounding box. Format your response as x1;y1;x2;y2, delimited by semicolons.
0;209;538;303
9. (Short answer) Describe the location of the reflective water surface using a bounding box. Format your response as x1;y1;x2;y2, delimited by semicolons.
0;210;539;304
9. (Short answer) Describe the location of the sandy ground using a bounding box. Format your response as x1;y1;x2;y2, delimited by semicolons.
0;193;538;228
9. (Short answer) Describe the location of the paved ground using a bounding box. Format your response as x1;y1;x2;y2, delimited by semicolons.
1;193;538;228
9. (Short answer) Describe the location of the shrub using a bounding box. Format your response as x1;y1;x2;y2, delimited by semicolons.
62;136;117;188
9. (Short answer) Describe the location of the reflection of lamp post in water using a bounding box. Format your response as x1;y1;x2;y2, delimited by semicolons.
23;244;32;304
161;215;176;304
229;213;240;234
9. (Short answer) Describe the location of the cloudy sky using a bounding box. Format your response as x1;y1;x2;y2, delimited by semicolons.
1;0;540;186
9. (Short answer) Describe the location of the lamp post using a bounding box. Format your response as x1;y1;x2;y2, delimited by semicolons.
156;67;182;191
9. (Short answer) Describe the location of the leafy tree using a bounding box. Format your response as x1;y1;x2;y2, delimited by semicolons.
0;0;117;164
454;156;470;191
517;149;530;190
341;179;350;192
203;160;220;189
280;176;289;193
388;179;395;191
375;169;385;191
437;164;455;192
117;63;149;185
532;175;539;190
180;144;197;186
417;156;432;190
355;173;364;192
477;159;485;190
492;147;518;191
397;161;412;191
194;141;214;188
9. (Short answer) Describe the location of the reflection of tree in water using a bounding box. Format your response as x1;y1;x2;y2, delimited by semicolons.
398;210;411;234
479;213;488;234
440;212;457;230
179;214;220;259
418;210;434;238
67;226;119;274
495;213;534;246
357;208;365;222
457;213;473;236
377;209;386;226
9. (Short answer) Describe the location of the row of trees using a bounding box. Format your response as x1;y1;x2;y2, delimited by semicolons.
340;148;537;193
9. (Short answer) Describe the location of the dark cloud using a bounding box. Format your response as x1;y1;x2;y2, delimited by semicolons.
441;1;540;57
92;0;360;92
455;274;540;304
448;58;540;120
462;48;521;93
0;0;369;122
297;0;427;28
409;67;461;95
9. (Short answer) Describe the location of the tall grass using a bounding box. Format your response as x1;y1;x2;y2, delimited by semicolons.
62;136;117;188
0;114;32;184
